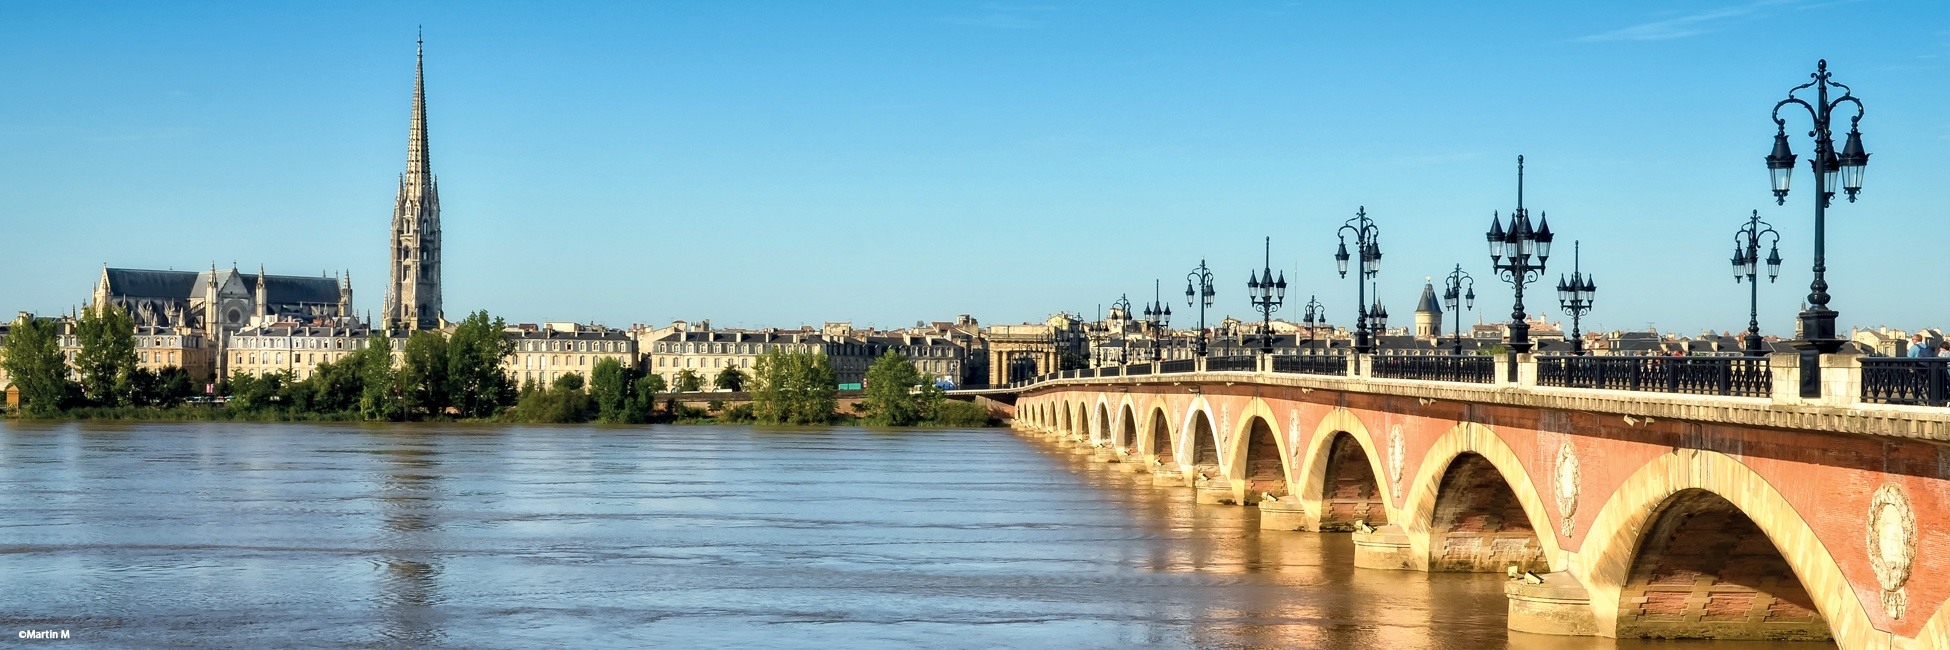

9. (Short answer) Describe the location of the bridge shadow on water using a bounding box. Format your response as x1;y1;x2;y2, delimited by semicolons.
1014;432;1805;650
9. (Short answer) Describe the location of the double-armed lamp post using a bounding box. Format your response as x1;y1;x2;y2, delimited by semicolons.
1767;59;1869;396
1335;207;1382;353
1108;293;1132;365
1442;264;1475;355
1300;296;1325;353
1143;279;1172;362
1731;210;1783;356
1556;241;1596;355
1185;260;1216;358
1246;237;1287;354
1486;155;1554;354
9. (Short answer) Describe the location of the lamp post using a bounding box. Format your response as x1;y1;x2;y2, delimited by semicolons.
1300;295;1325;353
1143;279;1171;362
1731;210;1783;356
1246;236;1288;354
1768;59;1867;396
1335;207;1382;353
1556;241;1596;355
1185;259;1216;358
1486;155;1554;354
1109;293;1132;365
1442;264;1475;355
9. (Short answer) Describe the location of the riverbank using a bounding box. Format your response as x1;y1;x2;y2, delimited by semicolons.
8;398;1002;427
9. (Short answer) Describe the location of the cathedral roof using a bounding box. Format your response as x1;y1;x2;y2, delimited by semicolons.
103;269;201;300
102;268;339;304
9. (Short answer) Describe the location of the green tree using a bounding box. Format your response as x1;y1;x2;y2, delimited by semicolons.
751;350;836;425
399;330;449;417
626;374;664;422
674;369;702;392
354;335;404;421
74;304;137;406
714;365;747;392
446;311;515;418
859;351;924;425
155;366;194;407
589;357;631;422
552;372;585;391
1;314;76;416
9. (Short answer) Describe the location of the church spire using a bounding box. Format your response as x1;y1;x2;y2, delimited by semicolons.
386;29;444;331
405;27;431;194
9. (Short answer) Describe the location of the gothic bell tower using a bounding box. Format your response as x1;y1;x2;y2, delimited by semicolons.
385;32;443;331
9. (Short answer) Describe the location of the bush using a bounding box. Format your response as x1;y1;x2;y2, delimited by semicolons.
930;400;996;427
721;403;755;422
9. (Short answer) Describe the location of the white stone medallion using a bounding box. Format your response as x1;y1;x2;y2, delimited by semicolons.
1388;424;1406;500
1554;441;1580;537
1867;482;1917;619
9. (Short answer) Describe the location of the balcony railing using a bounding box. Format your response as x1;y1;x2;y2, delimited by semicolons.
1272;354;1347;376
1371;354;1494;384
1861;358;1950;407
1537;355;1771;397
1124;363;1153;376
1206;355;1257;372
1160;359;1197;374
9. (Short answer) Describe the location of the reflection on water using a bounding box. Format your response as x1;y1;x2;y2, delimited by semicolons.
0;422;1806;649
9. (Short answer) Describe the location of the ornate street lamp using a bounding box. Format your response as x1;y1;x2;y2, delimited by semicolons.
1185;259;1216;358
1556;241;1596;355
1442;264;1475;355
1246;236;1288;354
1143;279;1171;362
1335;207;1382;353
1109;293;1132;364
1486;155;1554;354
1731;210;1783;356
1300;295;1325;353
1768;59;1867;396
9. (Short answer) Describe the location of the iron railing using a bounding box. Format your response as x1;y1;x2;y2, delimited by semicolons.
1206;355;1257;372
1272;354;1347;376
1537;355;1772;397
1370;354;1494;384
1160;359;1198;374
1124;363;1153;376
1861;358;1950;406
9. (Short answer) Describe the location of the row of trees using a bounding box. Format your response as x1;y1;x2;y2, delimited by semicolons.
6;309;992;427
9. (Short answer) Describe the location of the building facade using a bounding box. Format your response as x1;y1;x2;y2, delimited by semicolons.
503;323;635;387
225;323;379;381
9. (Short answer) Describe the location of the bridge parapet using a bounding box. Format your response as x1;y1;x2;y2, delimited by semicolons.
1004;351;1950;440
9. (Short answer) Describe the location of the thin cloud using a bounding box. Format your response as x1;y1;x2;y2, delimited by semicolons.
1576;0;1790;43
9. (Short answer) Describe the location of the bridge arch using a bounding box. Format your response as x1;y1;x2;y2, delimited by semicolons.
1094;399;1112;445
1179;398;1220;478
1140;402;1176;470
1580;449;1873;646
1225;399;1289;504
1116;403;1137;452
1294;408;1391;530
1399;422;1562;573
1062;401;1076;437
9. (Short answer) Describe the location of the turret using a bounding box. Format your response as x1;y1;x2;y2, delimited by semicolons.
1414;277;1442;341
254;264;268;320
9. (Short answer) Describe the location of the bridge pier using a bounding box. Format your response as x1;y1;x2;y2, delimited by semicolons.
1505;573;1599;637
1193;474;1236;505
1351;523;1415;570
1150;464;1187;486
1256;496;1314;531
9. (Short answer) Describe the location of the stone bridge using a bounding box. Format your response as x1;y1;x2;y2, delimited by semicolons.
1002;353;1950;648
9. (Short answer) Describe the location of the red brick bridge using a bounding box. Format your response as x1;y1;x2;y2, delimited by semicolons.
994;353;1950;648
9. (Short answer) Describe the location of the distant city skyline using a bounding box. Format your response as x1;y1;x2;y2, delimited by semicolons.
2;2;1946;335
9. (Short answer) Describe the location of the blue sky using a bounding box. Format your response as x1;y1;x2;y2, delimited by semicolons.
2;1;1945;336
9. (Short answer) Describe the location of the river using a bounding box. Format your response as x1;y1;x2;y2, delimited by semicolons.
0;422;1797;648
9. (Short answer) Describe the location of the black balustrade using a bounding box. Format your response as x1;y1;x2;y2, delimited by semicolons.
1537;355;1772;397
1861;358;1950;407
1272;354;1348;376
1370;354;1494;384
1124;363;1153;376
1160;359;1198;374
1206;355;1257;372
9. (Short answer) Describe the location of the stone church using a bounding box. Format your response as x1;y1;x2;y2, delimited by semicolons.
83;35;449;381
